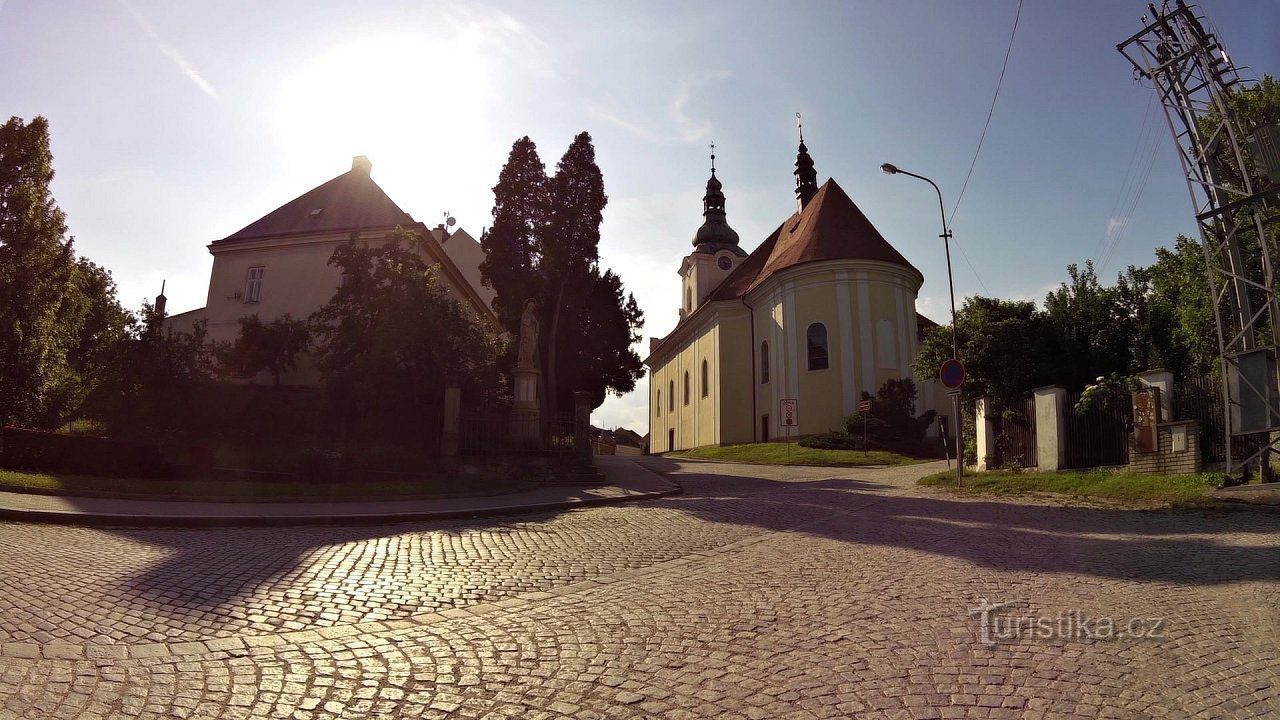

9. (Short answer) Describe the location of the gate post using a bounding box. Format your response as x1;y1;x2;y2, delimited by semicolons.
1033;386;1067;471
573;391;592;458
441;385;461;456
974;396;996;471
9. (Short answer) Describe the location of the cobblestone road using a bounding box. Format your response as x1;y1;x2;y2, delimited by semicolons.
1;456;1276;719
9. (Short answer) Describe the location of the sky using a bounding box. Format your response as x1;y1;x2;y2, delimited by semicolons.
3;0;1278;434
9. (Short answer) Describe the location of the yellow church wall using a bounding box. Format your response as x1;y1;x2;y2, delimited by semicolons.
648;315;722;452
715;312;753;444
792;281;844;436
747;261;925;442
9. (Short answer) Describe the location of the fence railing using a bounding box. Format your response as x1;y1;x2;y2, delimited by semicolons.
990;394;1037;469
1172;372;1226;464
1063;390;1130;469
458;409;578;456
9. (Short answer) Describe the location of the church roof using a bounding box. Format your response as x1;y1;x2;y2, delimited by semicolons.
709;178;920;301
214;162;415;244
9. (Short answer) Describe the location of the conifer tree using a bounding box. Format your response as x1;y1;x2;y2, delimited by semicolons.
481;132;644;418
479;136;549;335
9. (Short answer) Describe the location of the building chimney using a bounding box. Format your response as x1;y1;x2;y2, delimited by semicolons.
351;155;372;174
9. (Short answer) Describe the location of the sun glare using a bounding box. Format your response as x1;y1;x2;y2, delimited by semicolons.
273;33;492;172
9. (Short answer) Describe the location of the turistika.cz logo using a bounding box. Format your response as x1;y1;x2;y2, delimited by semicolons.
968;598;1166;647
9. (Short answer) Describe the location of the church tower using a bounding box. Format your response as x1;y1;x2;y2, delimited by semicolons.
678;145;747;320
794;114;819;211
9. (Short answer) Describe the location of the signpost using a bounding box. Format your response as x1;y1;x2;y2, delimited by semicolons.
939;359;966;486
781;399;798;460
858;399;872;454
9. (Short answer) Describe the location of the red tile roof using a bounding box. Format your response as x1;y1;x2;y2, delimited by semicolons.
710;178;920;300
214;167;415;244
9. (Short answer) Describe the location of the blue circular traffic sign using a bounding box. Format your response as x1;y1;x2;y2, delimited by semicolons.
940;358;966;390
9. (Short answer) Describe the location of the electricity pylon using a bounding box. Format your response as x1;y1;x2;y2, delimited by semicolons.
1118;1;1280;477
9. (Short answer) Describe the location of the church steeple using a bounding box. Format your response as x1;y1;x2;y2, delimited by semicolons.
691;143;745;255
794;113;818;211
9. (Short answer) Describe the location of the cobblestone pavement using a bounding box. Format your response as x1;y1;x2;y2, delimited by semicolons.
1;456;1277;719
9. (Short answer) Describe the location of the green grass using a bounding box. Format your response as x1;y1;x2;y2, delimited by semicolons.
918;468;1222;506
669;442;927;467
0;468;532;503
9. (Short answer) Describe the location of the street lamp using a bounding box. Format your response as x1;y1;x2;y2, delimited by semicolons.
880;162;963;486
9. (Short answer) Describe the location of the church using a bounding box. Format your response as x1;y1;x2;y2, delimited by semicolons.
645;134;945;451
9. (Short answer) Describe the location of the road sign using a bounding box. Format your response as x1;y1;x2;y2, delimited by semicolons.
780;399;798;426
858;399;872;413
940;358;966;390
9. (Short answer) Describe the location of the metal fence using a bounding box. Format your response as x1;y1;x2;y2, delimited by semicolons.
1173;372;1226;464
990;394;1038;468
458;409;578;456
1063;390;1131;469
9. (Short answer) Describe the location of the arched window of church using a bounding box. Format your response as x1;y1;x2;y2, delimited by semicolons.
683;371;690;405
760;341;770;384
669;381;675;412
656;391;661;416
686;287;692;313
807;322;829;371
701;359;709;398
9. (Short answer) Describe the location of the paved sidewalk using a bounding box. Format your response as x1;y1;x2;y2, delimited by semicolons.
0;455;679;526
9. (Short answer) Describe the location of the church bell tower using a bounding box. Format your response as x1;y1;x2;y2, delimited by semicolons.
678;144;747;320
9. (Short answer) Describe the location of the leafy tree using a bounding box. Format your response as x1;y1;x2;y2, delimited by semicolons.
1145;235;1218;376
913;296;1058;407
0;116;87;426
311;229;503;441
482;132;644;416
220;314;311;386
1044;261;1134;389
83;303;219;443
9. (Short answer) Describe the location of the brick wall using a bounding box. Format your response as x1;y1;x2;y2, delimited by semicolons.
1129;421;1201;475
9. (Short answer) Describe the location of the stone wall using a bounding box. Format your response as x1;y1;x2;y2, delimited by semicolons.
1129;420;1201;475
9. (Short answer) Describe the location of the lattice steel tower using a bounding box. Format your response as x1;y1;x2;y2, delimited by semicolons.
1119;1;1280;477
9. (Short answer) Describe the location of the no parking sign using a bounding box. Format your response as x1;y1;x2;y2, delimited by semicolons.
780;399;798;427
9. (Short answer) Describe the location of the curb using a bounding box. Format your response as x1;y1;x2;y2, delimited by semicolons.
0;483;683;528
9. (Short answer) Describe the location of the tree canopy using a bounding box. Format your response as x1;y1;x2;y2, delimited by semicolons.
311;229;503;440
0;116;130;427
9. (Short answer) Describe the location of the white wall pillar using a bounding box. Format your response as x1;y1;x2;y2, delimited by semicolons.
975;396;995;471
1033;386;1067;471
1137;369;1173;422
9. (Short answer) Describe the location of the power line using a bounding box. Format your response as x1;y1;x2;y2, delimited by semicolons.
948;0;1024;225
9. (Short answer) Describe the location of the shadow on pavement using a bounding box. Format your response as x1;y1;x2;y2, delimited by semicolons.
85;455;1278;623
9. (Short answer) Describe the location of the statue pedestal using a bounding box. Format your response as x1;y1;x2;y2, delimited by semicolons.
510;363;541;444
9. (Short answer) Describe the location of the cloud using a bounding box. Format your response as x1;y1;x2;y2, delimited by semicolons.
589;106;665;143
1105;216;1128;242
118;0;217;99
669;71;730;142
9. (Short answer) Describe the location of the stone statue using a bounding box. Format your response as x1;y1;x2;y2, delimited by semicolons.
518;298;540;367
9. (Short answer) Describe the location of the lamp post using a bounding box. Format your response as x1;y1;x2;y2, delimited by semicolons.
880;162;963;486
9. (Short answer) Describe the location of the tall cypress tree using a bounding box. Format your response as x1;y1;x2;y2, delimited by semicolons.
0;116;83;426
480;137;549;335
482;131;644;419
542;132;608;418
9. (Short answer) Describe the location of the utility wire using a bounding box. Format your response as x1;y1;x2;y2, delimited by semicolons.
948;0;1024;225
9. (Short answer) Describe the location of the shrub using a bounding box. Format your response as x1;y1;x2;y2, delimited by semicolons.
0;426;170;478
800;431;872;451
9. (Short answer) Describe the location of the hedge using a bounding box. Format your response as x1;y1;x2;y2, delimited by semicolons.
0;427;171;479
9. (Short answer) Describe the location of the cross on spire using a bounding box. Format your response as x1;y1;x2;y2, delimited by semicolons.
709;141;716;173
796;113;805;144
